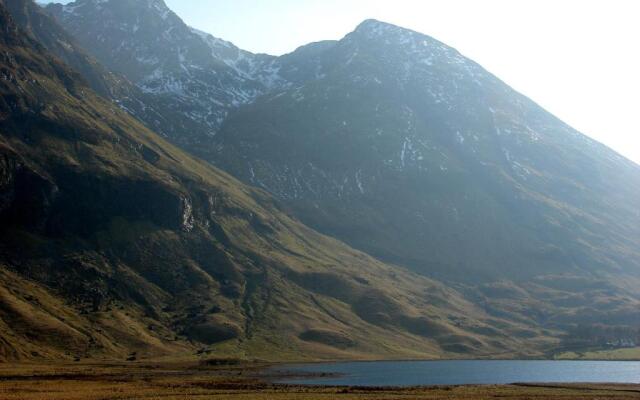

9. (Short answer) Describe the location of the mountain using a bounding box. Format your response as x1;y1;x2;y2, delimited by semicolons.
0;0;559;361
40;1;640;353
48;1;640;283
208;21;640;342
211;20;640;282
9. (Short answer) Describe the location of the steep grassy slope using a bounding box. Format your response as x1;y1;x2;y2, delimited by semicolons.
0;1;556;362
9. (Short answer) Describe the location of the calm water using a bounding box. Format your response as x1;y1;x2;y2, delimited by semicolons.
274;360;640;386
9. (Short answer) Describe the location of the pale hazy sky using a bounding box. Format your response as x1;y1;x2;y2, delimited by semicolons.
46;0;640;164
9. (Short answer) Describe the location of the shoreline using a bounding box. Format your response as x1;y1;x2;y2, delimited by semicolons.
1;362;639;399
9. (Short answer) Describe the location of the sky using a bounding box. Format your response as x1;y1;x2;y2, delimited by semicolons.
46;0;640;164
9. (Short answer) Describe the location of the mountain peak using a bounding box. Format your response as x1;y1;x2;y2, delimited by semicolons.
352;18;434;45
60;0;172;17
354;19;400;34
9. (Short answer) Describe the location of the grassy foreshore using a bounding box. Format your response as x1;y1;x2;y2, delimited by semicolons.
1;361;639;400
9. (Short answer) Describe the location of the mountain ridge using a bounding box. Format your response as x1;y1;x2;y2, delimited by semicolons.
48;0;640;314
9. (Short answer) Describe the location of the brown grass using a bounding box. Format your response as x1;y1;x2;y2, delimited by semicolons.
0;363;638;400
